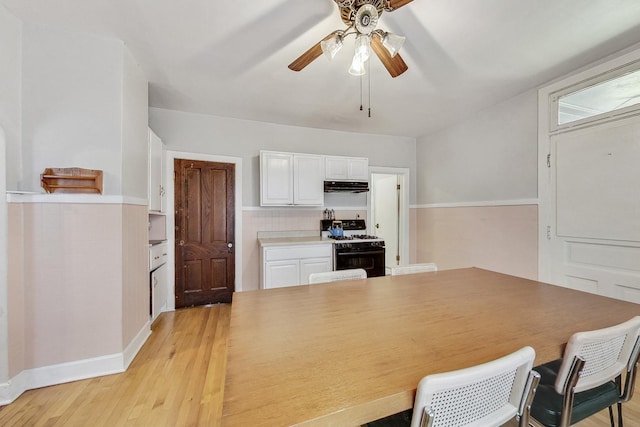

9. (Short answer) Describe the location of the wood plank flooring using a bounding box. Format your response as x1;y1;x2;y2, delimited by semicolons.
0;303;638;426
0;304;230;427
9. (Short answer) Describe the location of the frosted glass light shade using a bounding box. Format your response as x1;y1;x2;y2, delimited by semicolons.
321;35;343;60
354;34;371;62
349;55;366;76
382;32;406;57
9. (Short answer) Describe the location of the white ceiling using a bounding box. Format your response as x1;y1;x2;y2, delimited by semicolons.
3;0;640;138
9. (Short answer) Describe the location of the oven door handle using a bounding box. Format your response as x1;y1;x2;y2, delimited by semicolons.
336;250;385;256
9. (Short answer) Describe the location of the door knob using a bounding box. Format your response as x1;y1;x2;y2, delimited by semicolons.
228;242;234;253
179;240;185;246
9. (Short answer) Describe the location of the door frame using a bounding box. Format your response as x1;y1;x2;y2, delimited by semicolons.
538;45;640;283
367;166;410;267
166;150;243;311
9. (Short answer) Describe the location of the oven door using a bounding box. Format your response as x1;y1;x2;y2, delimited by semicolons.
335;247;385;277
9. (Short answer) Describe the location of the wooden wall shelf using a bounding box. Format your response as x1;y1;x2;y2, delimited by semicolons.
41;168;103;194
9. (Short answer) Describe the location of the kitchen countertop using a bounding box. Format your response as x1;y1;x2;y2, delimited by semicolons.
258;236;332;247
257;230;332;247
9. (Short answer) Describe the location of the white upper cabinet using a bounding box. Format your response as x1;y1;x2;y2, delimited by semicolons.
293;154;325;205
325;156;369;181
260;151;324;206
148;128;165;212
261;151;294;205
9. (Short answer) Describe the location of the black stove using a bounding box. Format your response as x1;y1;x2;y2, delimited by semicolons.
327;234;380;241
320;219;386;277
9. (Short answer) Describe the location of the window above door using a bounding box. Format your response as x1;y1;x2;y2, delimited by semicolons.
552;61;640;130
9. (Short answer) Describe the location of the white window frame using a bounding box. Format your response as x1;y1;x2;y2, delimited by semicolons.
550;59;640;133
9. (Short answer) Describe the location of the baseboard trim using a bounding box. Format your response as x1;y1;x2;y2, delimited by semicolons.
0;322;151;405
123;320;152;369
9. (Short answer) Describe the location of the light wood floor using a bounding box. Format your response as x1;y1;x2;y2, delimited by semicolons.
0;304;638;426
0;305;230;426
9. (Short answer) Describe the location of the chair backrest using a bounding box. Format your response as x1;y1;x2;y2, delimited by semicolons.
308;268;367;284
554;316;640;394
411;346;539;427
391;263;438;276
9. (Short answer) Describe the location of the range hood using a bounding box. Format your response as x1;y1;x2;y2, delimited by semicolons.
324;180;369;193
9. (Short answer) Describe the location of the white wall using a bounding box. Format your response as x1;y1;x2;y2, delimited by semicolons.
416;89;538;204
21;24;124;194
0;5;22;191
149;108;417;207
413;90;539;280
121;47;149;199
1;19;151;403
0;127;8;386
0;3;21;390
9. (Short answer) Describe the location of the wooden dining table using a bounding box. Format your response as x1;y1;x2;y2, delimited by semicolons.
221;267;639;426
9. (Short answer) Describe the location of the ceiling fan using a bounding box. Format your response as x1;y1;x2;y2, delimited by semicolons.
288;0;414;78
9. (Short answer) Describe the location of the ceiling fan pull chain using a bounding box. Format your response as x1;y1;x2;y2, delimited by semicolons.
360;73;364;111
368;57;372;118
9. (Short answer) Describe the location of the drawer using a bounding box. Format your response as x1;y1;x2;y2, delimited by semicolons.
264;244;332;261
149;242;168;270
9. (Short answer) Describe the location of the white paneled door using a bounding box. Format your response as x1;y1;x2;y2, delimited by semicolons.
544;117;640;302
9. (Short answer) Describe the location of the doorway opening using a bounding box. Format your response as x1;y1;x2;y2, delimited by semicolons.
368;167;410;273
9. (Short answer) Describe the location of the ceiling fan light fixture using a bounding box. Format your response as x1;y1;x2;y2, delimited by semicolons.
320;34;344;60
349;54;366;76
354;34;371;63
381;32;406;57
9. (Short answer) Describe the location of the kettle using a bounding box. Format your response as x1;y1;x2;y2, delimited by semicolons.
329;221;343;237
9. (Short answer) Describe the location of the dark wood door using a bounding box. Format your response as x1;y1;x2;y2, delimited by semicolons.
175;159;235;307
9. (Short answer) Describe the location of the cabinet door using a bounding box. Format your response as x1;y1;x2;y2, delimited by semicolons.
264;260;300;289
261;152;294;206
325;156;369;181
300;257;333;284
347;157;369;181
151;263;168;321
294;154;324;205
325;156;348;180
148;128;163;212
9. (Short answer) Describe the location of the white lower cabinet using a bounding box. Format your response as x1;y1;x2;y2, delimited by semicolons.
261;244;333;289
151;263;168;321
265;259;300;289
300;257;333;282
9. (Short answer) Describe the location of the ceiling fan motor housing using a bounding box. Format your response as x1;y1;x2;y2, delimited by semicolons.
339;0;386;28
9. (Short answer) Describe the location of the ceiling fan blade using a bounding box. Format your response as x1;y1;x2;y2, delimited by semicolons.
288;34;335;72
370;36;408;78
387;0;414;10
